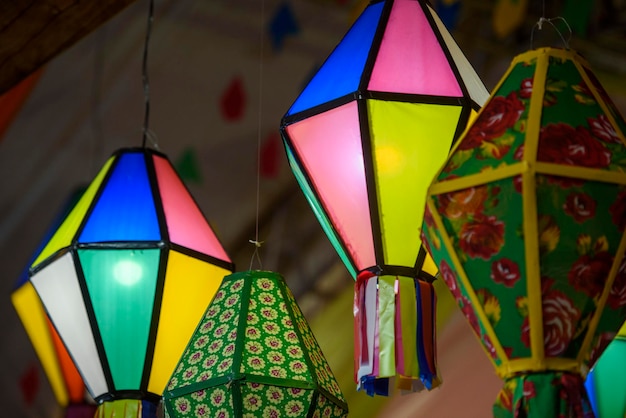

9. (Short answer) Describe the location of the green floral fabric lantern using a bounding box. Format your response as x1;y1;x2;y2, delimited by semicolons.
421;47;626;417
163;271;348;418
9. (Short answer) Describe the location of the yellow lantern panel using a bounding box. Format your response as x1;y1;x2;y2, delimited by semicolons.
12;282;69;405
368;99;461;267
147;251;228;394
32;157;114;267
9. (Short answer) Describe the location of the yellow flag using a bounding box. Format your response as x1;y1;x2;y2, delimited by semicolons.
493;0;529;39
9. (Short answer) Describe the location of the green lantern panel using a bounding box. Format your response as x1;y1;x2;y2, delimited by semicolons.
79;248;160;390
586;335;626;418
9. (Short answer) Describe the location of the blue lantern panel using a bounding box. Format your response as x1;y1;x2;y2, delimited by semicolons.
79;152;161;243
286;1;384;116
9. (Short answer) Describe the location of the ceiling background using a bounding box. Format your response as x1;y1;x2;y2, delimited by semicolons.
0;0;624;416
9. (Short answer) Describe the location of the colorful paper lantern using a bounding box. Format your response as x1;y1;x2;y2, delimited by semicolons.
279;0;488;395
27;147;234;417
585;322;626;418
12;187;88;410
163;270;348;418
422;47;626;417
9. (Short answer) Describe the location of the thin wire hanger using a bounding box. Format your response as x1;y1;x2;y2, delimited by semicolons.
530;0;572;50
141;0;159;149
249;0;267;271
90;27;105;176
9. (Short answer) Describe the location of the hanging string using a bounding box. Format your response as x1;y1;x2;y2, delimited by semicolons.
90;28;105;176
249;0;267;271
530;0;572;50
141;0;155;148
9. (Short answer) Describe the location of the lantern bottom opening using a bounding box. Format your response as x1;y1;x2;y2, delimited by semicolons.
95;397;159;418
493;371;593;418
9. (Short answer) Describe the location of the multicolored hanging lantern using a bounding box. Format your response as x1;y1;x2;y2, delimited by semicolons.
585;322;626;418
11;187;92;414
27;147;234;417
422;47;626;417
279;0;488;395
163;270;348;418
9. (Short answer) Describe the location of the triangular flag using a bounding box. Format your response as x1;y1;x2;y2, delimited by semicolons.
493;0;528;39
219;76;246;122
435;0;461;30
174;147;202;184
260;132;281;178
269;2;300;51
562;0;594;37
0;69;43;142
19;363;40;406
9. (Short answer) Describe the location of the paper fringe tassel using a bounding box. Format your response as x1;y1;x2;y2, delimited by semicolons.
354;270;440;396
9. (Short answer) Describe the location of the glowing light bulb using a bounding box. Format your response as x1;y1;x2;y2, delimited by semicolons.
375;144;405;176
113;259;143;286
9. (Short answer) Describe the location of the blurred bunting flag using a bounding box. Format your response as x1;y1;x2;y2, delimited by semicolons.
260;132;281;178
562;0;594;37
493;0;528;39
0;69;43;141
19;363;40;406
269;2;300;51
174;147;202;184
435;0;461;30
220;76;246;122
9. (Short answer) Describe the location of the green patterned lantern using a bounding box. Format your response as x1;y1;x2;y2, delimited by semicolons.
163;271;348;418
421;47;626;417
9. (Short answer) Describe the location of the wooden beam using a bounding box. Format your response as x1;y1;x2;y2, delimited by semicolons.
0;0;138;95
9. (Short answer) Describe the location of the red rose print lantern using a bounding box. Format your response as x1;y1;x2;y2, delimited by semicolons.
163;271;348;418
422;47;626;417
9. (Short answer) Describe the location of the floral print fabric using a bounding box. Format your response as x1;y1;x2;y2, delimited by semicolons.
428;177;529;360
167;278;244;394
422;49;626;372
493;372;594;418
421;47;626;417
163;271;348;418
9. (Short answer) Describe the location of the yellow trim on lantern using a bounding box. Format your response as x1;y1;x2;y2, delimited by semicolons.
497;357;582;379
513;47;585;68
429;49;520;185
426;199;510;368
522;49;549;369
577;232;626;364
535;162;626;185
574;57;626;147
429;162;526;196
523;50;547;163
